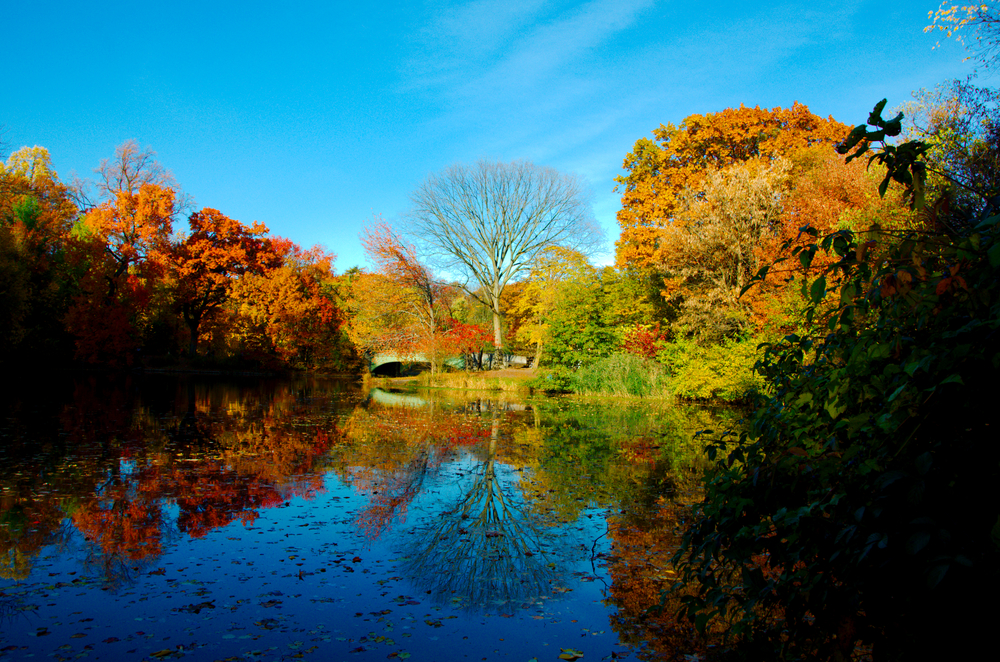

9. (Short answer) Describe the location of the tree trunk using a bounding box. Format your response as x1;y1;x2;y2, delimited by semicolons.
492;310;502;353
186;314;201;357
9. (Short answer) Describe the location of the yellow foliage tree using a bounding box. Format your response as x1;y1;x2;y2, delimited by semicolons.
509;246;595;366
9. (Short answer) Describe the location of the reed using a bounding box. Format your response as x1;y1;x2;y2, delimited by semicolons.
571;353;673;398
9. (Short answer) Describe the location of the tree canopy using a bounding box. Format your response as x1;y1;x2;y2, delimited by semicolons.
615;102;848;269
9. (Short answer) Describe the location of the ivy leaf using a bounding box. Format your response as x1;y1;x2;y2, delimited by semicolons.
906;531;931;555
988;241;1000;267
810;276;827;304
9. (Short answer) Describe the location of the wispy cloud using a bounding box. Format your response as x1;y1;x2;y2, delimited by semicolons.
400;0;656;126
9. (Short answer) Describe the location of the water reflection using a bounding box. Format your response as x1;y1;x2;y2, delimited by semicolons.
0;374;735;660
399;409;558;612
0;374;345;584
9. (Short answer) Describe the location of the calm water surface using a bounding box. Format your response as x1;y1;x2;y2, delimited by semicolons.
0;374;732;661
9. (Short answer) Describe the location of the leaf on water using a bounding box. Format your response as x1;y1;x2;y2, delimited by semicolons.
559;649;584;660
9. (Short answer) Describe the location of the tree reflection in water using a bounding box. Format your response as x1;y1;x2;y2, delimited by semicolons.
399;408;561;613
0;374;739;658
343;389;493;540
1;375;342;585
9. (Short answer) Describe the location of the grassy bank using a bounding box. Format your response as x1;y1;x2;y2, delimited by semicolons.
365;369;535;395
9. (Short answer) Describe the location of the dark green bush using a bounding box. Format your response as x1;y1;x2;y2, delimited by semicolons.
675;210;1000;659
525;366;576;393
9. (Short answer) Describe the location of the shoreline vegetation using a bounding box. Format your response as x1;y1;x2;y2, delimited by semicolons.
364;342;764;404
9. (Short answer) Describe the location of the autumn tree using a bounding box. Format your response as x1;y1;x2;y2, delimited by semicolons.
82;184;175;287
363;223;453;343
73;139;186;213
410;159;601;350
653;157;793;339
439;320;493;370
75;140;184;296
229;240;351;370
357;220;462;373
343;270;412;360
167;208;280;356
0;146;78;363
615;103;848;269
63;141;184;365
64;184;175;364
510;246;597;366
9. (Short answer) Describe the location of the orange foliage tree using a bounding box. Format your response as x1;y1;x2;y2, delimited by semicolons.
230;239;351;369
167;208;281;356
344;270;411;358
615;103;849;270
358;220;460;372
744;147;916;333
66;183;176;364
62;141;184;365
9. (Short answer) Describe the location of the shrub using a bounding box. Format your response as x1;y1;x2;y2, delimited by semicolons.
656;336;765;401
524;366;576;393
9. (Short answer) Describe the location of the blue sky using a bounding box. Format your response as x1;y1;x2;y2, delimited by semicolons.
3;0;984;270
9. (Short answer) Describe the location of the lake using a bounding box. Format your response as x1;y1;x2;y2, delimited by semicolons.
0;374;734;661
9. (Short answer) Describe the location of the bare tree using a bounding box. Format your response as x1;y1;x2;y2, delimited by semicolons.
97;139;175;198
71;139;191;213
409;159;602;350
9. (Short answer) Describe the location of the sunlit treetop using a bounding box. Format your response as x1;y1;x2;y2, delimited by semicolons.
1;146;58;184
615;103;848;269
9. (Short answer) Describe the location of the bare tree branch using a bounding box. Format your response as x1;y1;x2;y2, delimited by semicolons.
409;160;603;350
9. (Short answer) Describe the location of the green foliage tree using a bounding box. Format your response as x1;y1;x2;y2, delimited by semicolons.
530;253;618;368
509;246;595;366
